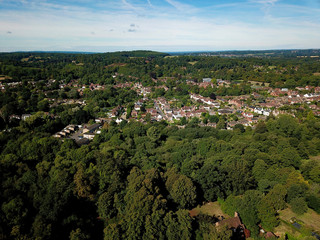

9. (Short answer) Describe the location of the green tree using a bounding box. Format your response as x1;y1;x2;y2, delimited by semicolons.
170;175;197;209
164;210;193;240
290;197;308;215
258;198;279;231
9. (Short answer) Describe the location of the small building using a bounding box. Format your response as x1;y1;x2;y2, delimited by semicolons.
83;132;95;140
218;108;234;115
66;125;77;132
216;212;250;239
53;133;62;138
59;131;67;136
116;118;123;124
22;114;32;121
83;123;100;133
76;138;90;146
202;78;212;83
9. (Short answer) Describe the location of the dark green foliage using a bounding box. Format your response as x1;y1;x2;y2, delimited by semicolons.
306;194;320;213
164;210;193;240
290;197;308;215
287;184;308;203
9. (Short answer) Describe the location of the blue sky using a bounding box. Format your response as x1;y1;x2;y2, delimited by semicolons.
0;0;320;52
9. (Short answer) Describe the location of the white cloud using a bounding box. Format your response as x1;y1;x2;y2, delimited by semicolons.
251;0;278;5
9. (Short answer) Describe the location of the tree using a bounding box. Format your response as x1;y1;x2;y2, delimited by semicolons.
170;175;197;209
265;184;287;211
306;194;320;213
104;223;122;240
97;189;117;220
164;210;193;240
290;197;308;215
196;163;225;201
255;121;268;134
238;190;263;234
216;118;226;130
147;126;161;142
209;93;216;100
252;159;268;182
234;124;245;133
258;198;279;231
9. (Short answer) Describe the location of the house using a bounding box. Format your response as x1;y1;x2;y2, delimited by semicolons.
238;118;250;126
216;212;250;239
172;111;182;120
83;123;100;133
66;125;77;132
207;122;217;128
9;115;21;121
64;129;71;134
134;104;141;111
131;110;138;117
59;131;67;136
53;133;62;138
254;107;264;115
116;118;123;124
263;109;271;116
227;121;238;130
22;114;32;121
242;112;254;118
218;108;234;115
229;99;243;108
190;94;200;101
83;132;95;140
202;78;212;83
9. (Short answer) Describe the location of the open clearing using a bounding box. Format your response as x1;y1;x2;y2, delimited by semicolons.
0;75;12;80
273;207;320;239
190;201;229;218
279;208;320;232
309;155;320;162
248;81;270;87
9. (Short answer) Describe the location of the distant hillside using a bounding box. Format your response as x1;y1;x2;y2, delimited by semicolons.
99;50;170;58
171;49;320;58
0;50;170;62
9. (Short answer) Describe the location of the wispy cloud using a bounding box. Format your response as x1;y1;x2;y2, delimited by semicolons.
164;0;198;13
250;0;279;16
252;0;278;4
147;0;152;7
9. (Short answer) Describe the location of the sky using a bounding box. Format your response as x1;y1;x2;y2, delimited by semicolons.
0;0;320;52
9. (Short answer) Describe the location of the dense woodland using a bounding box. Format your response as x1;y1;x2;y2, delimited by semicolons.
1;51;320;239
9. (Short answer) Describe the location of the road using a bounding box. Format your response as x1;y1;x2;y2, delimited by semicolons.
154;101;167;120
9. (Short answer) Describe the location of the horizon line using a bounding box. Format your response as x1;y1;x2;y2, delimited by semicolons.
1;48;320;55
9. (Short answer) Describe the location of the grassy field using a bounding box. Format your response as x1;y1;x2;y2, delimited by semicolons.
189;201;229;218
274;207;320;239
0;75;11;80
248;80;270;87
279;208;320;232
309;155;320;162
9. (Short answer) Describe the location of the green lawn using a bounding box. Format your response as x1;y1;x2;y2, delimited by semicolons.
190;201;230;218
274;207;320;239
